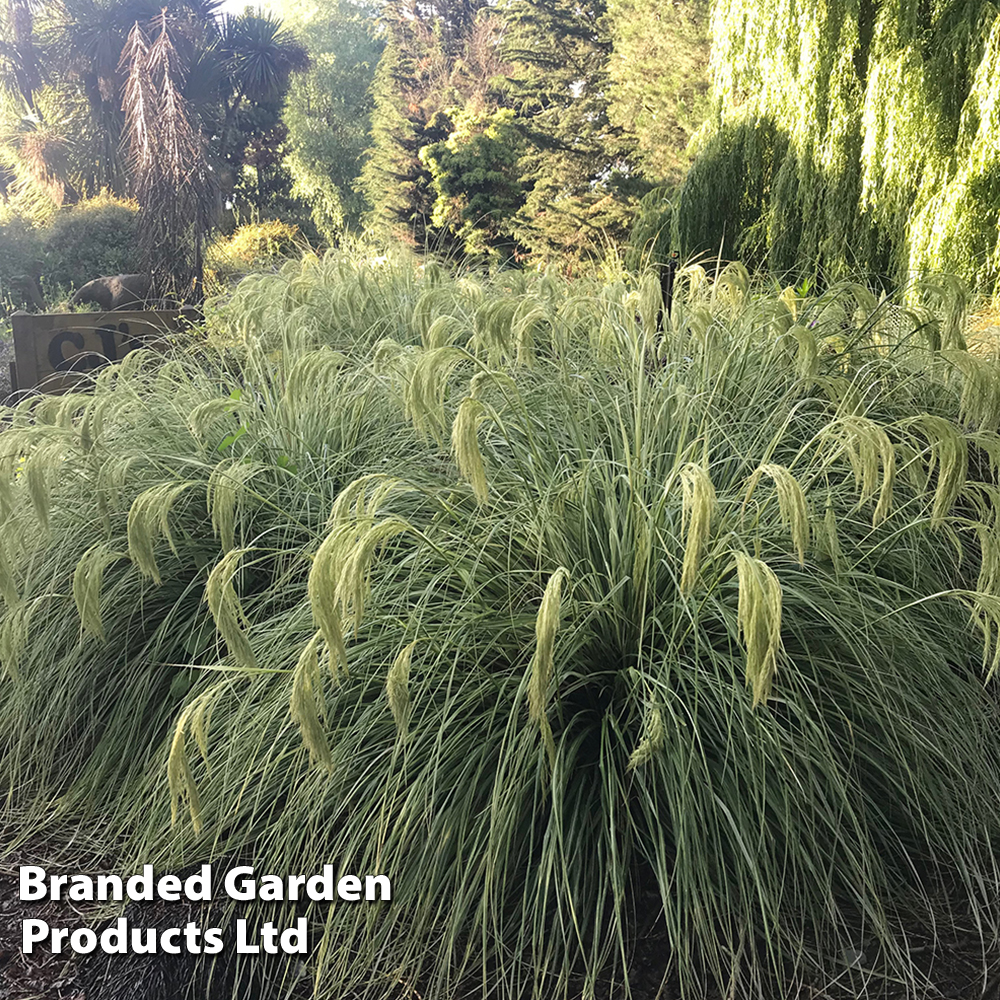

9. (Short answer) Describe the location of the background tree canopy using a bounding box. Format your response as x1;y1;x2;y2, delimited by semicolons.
1;0;999;295
674;0;1000;292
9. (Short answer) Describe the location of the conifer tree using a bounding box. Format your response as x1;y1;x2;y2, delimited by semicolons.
360;0;497;252
500;0;640;265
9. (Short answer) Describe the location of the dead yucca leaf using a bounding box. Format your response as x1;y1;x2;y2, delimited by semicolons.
290;630;332;767
207;461;264;552
679;463;716;594
387;640;416;740
750;464;810;565
73;543;127;641
733;551;783;708
167;700;205;835
127;481;195;584
628;705;665;769
528;567;570;766
452;396;490;506
205;548;257;671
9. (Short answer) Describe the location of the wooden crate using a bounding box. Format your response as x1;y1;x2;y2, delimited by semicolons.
11;309;200;395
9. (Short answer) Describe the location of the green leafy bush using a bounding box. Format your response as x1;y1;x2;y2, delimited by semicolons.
205;220;303;292
40;193;140;292
0;214;44;313
2;255;1000;999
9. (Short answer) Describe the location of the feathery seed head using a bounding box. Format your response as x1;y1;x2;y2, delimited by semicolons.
167;702;204;834
205;548;257;671
733;551;783;708
290;630;333;767
628;705;665;769
756;464;810;565
528;567;570;764
73;544;126;641
127;482;194;584
452;397;489;506
387;640;416;740
679;463;717;594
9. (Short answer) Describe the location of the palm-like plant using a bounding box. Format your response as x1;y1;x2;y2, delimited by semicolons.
0;0;42;111
120;11;215;299
213;10;310;167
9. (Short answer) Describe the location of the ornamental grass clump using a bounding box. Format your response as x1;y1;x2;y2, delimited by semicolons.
2;250;1000;998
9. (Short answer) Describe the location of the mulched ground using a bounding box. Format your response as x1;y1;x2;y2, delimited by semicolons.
3;838;1000;1000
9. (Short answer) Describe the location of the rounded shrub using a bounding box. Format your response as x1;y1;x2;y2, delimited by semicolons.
40;193;140;293
204;220;303;293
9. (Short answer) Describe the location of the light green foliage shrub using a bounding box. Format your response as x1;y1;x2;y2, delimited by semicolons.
0;194;139;312
680;0;1000;293
0;214;43;312
419;107;525;260
281;0;383;241
205;220;303;291
3;254;1000;998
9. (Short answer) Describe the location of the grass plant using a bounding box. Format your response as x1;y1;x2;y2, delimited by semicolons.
2;251;1000;998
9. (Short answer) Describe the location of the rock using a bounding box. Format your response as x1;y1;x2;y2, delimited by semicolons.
68;275;152;312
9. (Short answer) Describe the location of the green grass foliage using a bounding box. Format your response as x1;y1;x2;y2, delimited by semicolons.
3;253;1000;997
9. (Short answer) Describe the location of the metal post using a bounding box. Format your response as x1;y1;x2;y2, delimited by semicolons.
657;251;680;330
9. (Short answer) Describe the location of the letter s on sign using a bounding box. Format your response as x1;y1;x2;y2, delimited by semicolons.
224;866;256;901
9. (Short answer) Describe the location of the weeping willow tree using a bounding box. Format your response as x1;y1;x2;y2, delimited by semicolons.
675;0;1000;293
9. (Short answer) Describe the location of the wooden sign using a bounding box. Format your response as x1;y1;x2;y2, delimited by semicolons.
10;310;200;395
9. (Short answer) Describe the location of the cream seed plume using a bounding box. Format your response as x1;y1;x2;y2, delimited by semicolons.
205;548;257;671
207;461;264;553
167;701;204;835
734;551;783;708
387;640;416;739
452;396;489;506
290;630;332;768
127;482;194;584
628;706;665;769
679;463;716;594
756;464;810;565
73;543;126;641
528;567;569;766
